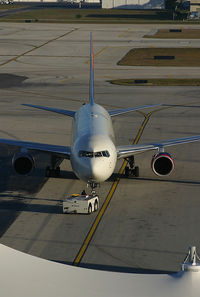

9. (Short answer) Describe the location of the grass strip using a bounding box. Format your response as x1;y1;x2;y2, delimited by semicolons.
118;48;200;67
145;29;200;39
0;8;176;23
0;4;28;10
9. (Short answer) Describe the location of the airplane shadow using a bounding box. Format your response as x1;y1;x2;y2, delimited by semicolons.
52;260;174;274
58;170;78;180
6;172;197;216
0;199;62;215
0;171;48;194
109;173;200;186
39;170;200;187
0;147;55;236
0;147;49;194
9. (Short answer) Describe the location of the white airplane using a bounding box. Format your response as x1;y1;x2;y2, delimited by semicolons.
1;33;200;192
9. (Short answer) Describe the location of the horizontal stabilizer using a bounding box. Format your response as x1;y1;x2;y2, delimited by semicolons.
108;104;162;117
22;104;75;117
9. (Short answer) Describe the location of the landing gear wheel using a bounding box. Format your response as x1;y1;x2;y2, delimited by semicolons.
133;166;139;177
45;166;61;177
94;200;98;211
125;166;130;177
87;182;99;195
45;166;51;177
55;166;60;177
124;166;139;178
88;204;92;214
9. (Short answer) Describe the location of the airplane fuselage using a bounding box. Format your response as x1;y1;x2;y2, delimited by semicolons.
70;103;117;183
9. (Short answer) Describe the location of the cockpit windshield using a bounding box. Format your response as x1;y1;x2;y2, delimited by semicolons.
79;151;93;158
79;150;110;158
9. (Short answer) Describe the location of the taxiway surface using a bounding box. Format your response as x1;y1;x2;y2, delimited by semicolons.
0;22;200;272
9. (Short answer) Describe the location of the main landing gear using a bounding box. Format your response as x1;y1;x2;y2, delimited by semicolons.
45;156;62;178
124;156;139;178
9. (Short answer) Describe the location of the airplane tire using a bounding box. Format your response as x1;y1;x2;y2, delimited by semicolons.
94;200;98;211
88;204;92;214
45;166;60;177
55;166;60;177
125;166;130;177
45;166;51;177
134;166;139;177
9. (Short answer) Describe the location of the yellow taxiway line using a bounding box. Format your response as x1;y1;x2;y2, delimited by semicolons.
0;29;77;67
85;46;109;64
119;28;131;38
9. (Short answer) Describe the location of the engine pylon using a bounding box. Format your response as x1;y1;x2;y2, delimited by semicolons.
181;246;200;272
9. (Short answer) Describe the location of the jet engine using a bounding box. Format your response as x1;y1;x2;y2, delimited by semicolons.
12;152;35;175
151;152;174;176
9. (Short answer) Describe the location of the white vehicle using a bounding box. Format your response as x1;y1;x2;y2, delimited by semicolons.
63;194;99;214
1;0;13;4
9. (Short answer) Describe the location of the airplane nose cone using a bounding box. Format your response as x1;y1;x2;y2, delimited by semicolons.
74;159;113;183
88;160;113;182
90;164;103;182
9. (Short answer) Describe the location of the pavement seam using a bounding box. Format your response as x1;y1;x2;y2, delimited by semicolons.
0;28;78;67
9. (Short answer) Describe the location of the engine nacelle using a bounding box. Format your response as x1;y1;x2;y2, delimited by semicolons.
12;152;35;175
151;152;174;176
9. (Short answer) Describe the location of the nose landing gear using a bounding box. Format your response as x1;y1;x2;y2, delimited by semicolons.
124;156;139;178
87;181;99;195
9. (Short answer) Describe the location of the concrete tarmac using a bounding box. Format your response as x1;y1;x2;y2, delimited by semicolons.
0;22;200;272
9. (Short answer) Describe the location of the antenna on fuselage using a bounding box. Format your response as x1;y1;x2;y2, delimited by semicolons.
89;32;94;105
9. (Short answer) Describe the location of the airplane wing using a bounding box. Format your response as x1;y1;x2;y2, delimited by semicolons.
108;104;162;117
22;104;75;117
0;138;71;159
117;135;200;159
